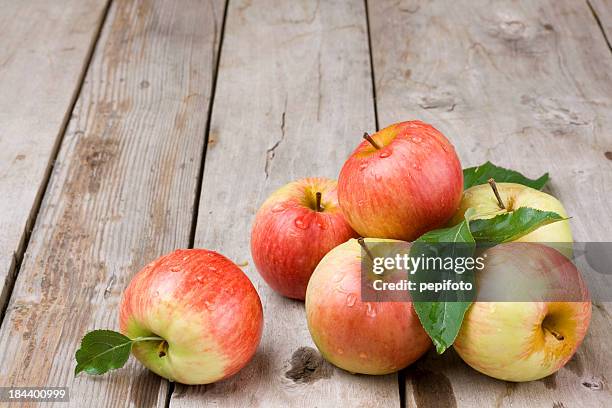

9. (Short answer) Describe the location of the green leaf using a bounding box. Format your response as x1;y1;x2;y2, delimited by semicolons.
463;162;549;190
416;300;472;354
411;221;476;354
75;330;133;376
418;219;475;245
469;207;565;243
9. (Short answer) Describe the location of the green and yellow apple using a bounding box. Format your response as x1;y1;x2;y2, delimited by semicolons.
338;121;463;241
120;249;263;385
454;242;591;382
305;238;431;375
452;182;572;253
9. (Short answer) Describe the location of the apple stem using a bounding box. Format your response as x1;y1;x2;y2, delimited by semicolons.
157;340;169;357
315;192;323;212
133;336;165;343
488;178;506;209
357;238;375;261
363;132;381;150
543;326;565;341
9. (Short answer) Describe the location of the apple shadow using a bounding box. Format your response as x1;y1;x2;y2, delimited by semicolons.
171;349;274;403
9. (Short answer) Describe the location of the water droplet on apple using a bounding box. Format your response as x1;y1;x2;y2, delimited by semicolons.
359;162;368;171
209;266;217;272
359;352;368;359
379;150;391;158
346;293;357;307
335;284;349;294
294;216;309;230
316;217;328;230
182;255;189;261
332;273;344;283
411;163;421;170
413;136;422;143
170;266;181;272
337;348;344;355
366;303;377;318
204;300;216;311
271;203;286;213
196;275;205;283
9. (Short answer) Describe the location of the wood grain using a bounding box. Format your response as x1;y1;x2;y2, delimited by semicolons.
0;0;109;319
368;0;612;406
169;0;400;406
0;0;224;406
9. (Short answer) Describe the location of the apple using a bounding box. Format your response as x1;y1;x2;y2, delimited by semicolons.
305;238;431;375
251;177;357;300
119;249;263;385
454;242;591;382
452;181;573;255
337;121;463;241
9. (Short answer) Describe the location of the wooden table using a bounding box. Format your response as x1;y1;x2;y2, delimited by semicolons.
0;0;610;406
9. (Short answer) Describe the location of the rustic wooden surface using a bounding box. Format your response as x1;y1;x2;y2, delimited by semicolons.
0;0;109;320
170;0;399;406
0;0;224;406
0;0;610;407
368;0;612;406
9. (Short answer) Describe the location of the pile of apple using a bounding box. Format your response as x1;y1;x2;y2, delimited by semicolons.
77;120;590;386
250;120;591;381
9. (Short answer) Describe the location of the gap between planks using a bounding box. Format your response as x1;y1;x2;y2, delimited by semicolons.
188;0;230;251
168;0;231;407
364;0;404;406
364;0;380;132
586;0;612;53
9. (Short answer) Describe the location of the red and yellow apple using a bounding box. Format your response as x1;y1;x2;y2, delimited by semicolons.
305;238;431;374
452;182;572;250
337;121;463;241
120;249;263;385
454;242;591;382
251;177;357;300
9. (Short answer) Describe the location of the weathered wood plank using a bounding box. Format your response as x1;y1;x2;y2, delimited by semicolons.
368;0;612;406
0;0;109;318
0;0;224;406
589;0;612;44
169;0;399;407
